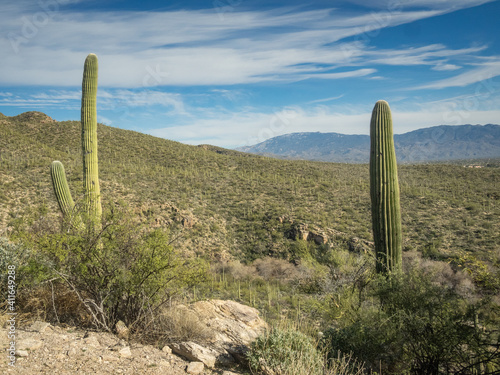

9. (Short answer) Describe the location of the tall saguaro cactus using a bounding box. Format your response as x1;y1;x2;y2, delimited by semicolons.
369;100;402;274
50;53;101;228
81;53;101;224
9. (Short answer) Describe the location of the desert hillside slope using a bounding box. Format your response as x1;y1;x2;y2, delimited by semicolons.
0;111;498;262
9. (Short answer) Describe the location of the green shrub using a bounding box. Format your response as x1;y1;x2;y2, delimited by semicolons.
0;236;46;289
321;267;500;374
15;201;208;332
248;326;366;375
247;327;324;375
0;238;27;284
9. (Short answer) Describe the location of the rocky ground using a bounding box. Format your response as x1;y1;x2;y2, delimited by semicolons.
0;321;218;374
0;300;265;374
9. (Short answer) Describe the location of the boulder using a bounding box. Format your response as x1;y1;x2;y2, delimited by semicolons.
307;231;328;245
186;361;204;374
168;300;268;365
114;320;130;340
170;342;216;368
288;223;309;241
186;299;267;345
162;345;172;354
182;216;196;228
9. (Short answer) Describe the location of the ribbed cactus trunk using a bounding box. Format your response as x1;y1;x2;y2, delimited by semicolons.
81;53;101;225
370;100;402;274
50;160;84;229
50;160;75;218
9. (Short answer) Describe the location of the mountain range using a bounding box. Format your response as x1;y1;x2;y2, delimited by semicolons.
236;124;500;163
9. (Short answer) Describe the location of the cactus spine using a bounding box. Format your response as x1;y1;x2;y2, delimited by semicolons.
81;53;101;224
369;100;402;274
50;53;101;228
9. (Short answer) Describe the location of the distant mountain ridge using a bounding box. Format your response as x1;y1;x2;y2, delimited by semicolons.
236;124;500;163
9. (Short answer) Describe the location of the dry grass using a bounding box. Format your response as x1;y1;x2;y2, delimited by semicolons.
15;283;92;327
132;304;214;347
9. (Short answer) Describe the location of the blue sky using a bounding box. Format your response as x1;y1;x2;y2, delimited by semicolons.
1;0;499;148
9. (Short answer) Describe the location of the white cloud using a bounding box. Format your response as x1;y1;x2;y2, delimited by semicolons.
0;3;487;87
0;89;186;115
365;44;486;66
413;60;500;89
432;63;462;71
307;94;345;104
301;68;376;80
97;115;113;125
99;90;186;114
341;0;495;10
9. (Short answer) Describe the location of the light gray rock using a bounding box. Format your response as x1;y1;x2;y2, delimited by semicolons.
118;346;132;358
186;361;204;374
29;321;51;333
174;299;268;346
168;299;268;365
15;350;29;357
170;342;217;368
17;338;43;351
115;320;130;340
83;334;101;348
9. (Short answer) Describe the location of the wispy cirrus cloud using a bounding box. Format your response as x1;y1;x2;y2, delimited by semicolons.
0;89;186;114
413;59;500;89
364;44;487;67
0;2;491;87
341;0;495;10
307;94;345;104
432;63;462;71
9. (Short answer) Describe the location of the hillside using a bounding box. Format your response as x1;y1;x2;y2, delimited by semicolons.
1;111;499;264
236;124;500;163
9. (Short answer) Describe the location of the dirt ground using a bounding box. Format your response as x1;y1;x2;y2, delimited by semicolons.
0;320;239;375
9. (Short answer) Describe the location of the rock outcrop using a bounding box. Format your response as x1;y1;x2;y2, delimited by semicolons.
168;299;268;366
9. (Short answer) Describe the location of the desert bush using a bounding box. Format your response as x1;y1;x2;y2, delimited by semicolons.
403;251;477;298
247;327;324;375
321;266;500;374
213;259;257;280
0;238;30;285
254;256;299;281
291;261;329;294
248;326;366;375
326;350;366;375
14;201;209;332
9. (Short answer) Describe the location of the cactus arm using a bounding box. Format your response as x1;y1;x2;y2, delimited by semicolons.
81;53;101;223
50;160;75;217
369;100;402;274
50;161;84;230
